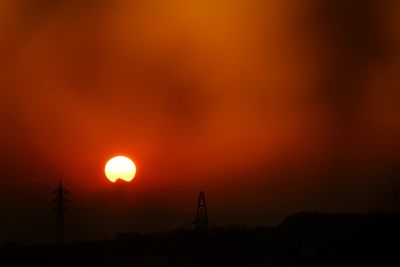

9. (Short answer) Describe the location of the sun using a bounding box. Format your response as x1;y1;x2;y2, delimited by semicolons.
105;156;136;183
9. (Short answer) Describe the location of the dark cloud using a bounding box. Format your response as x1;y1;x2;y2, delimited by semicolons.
299;0;390;113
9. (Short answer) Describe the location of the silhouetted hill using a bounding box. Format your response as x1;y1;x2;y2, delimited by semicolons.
280;211;400;243
277;212;400;266
1;212;400;266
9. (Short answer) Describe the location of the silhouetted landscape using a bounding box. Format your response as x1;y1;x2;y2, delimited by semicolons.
1;0;400;266
1;212;400;266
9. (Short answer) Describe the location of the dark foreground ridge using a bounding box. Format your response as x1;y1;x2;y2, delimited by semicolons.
1;212;400;266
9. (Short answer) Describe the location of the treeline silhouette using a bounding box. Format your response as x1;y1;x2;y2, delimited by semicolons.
1;212;400;266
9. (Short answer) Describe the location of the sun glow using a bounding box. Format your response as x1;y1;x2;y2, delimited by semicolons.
105;156;136;183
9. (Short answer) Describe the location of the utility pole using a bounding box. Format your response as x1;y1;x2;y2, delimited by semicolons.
53;181;70;244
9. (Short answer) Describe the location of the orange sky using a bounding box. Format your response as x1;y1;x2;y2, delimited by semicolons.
0;0;400;242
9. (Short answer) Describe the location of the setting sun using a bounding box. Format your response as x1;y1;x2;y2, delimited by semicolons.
105;156;136;183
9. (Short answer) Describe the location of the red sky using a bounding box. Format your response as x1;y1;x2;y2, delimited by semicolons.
0;0;400;243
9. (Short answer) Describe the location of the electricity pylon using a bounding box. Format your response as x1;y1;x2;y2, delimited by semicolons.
177;191;214;234
174;191;214;266
53;181;70;244
195;191;209;234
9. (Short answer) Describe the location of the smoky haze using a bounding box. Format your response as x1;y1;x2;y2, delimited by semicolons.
0;0;399;243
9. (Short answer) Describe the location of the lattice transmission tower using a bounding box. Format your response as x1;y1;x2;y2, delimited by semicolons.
178;191;214;234
195;191;209;234
53;181;70;244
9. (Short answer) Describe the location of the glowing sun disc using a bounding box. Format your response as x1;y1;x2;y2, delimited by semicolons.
105;156;136;183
